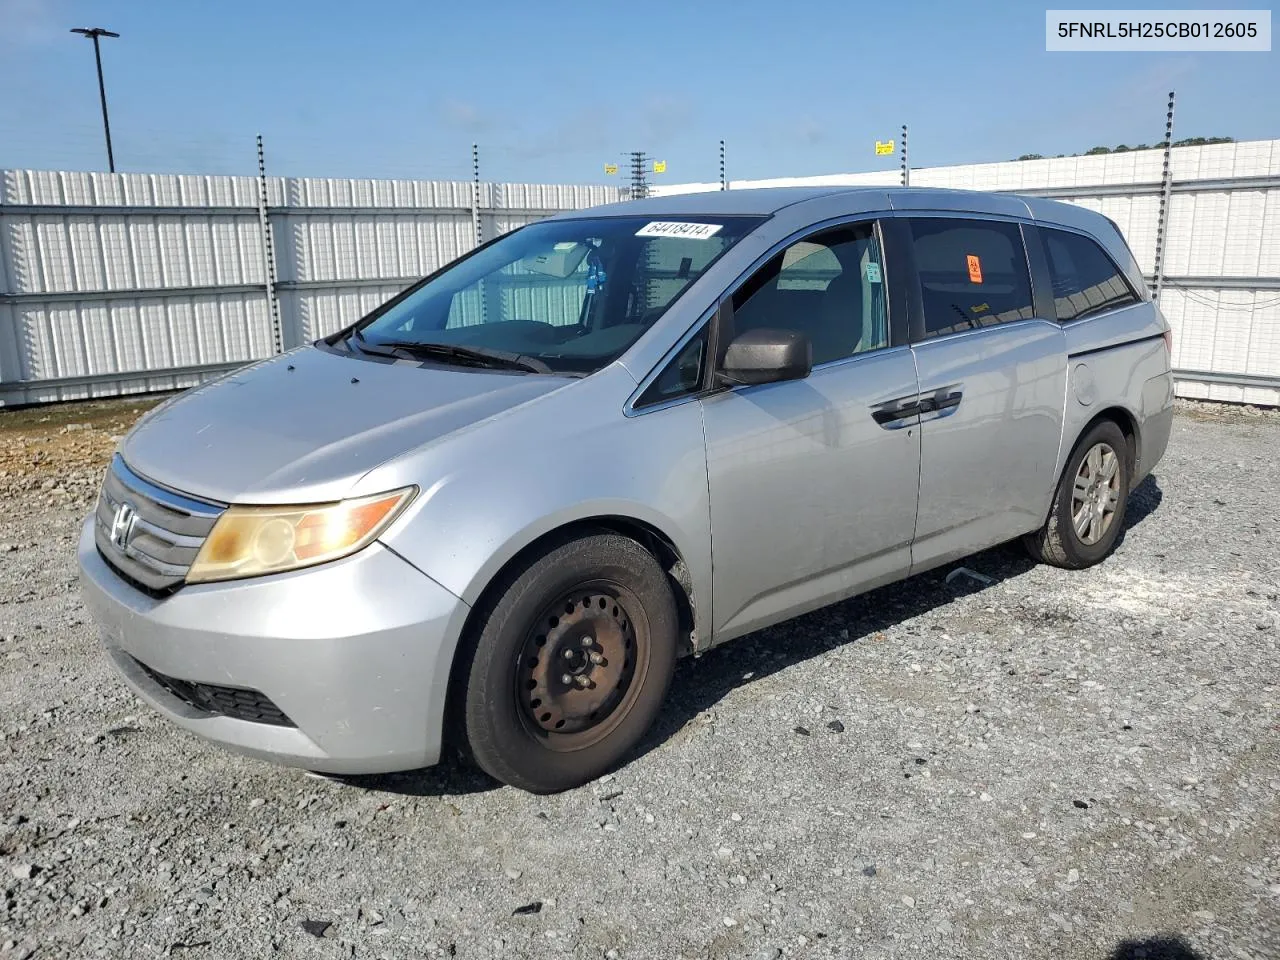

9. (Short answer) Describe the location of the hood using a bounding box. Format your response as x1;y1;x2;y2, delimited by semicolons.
120;346;571;504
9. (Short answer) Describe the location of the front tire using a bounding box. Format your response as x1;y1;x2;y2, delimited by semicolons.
1024;419;1130;569
458;532;678;793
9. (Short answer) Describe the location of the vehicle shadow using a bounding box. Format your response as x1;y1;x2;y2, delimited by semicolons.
1107;935;1204;959
1116;471;1163;545
355;475;1162;797
340;754;499;798
635;472;1162;763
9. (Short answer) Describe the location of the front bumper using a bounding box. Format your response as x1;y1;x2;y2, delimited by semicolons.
78;518;469;774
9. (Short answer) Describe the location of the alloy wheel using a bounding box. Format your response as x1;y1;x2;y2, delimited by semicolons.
1071;441;1121;546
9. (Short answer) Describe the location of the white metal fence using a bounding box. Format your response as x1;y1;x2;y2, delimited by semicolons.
3;140;1279;405
0;169;627;405
656;139;1280;407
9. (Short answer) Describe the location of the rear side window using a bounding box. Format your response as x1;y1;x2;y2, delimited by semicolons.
908;218;1035;339
1041;228;1140;322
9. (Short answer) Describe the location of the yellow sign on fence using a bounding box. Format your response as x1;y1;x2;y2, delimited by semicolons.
875;140;895;156
604;163;618;175
653;160;667;173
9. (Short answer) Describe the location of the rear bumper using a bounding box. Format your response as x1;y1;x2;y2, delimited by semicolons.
1138;372;1176;481
77;518;469;774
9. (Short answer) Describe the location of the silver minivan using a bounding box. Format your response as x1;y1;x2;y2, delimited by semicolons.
79;187;1174;792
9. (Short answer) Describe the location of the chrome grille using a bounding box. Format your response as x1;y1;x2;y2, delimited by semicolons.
94;455;224;592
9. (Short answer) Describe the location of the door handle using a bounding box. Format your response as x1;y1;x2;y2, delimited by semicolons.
872;399;921;429
918;391;963;419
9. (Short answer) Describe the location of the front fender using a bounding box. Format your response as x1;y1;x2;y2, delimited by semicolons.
367;366;713;649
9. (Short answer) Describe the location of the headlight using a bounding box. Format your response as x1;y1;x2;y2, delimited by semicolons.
186;487;416;584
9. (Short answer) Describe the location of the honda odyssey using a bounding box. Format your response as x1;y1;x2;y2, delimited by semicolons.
78;186;1174;792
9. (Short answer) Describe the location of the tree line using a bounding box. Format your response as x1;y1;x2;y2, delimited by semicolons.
1014;137;1234;161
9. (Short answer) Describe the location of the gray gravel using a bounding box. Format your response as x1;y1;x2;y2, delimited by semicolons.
1;401;1278;960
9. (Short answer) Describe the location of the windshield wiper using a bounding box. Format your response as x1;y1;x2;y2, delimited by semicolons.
351;333;553;375
347;329;400;358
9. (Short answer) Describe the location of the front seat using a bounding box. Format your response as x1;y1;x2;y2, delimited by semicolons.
807;269;864;365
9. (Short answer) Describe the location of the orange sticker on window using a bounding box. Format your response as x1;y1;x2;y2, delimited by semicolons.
966;254;983;284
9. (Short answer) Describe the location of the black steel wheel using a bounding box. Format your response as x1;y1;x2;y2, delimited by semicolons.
515;583;647;749
456;532;678;792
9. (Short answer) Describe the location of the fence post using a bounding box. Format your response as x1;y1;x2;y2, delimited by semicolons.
1151;91;1176;301
471;143;482;247
255;134;283;354
900;125;909;187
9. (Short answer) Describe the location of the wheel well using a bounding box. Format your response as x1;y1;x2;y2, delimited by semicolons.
442;517;697;755
560;517;696;652
1086;406;1139;474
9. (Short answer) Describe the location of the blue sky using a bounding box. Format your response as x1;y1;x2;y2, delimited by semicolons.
1;0;1276;184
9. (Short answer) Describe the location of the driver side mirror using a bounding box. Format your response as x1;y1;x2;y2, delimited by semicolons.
717;328;812;386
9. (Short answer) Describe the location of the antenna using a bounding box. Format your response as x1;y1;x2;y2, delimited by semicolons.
629;151;648;200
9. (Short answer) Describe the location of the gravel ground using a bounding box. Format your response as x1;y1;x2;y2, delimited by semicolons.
1;398;1277;960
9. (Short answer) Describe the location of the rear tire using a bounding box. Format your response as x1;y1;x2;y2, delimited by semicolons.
1024;419;1130;570
458;532;678;793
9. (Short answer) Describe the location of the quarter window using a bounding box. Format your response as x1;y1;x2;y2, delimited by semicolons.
1041;228;1139;322
908;218;1035;338
635;327;707;407
730;223;889;366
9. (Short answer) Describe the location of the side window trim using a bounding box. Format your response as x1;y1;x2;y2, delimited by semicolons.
881;216;926;345
1022;223;1057;322
1037;224;1143;324
624;303;718;416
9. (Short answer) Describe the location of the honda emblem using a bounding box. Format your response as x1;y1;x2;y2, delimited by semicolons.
110;501;138;550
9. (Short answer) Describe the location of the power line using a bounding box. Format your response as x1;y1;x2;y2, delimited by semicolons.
1176;288;1280;312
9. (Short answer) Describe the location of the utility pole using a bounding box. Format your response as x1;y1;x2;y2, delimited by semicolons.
71;27;120;173
629;151;648;200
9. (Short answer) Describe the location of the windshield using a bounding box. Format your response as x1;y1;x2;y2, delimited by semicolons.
344;215;764;375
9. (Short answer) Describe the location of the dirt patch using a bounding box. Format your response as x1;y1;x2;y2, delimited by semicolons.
0;397;164;513
1174;397;1280;423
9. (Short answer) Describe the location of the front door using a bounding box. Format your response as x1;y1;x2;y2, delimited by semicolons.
700;221;922;644
902;216;1067;571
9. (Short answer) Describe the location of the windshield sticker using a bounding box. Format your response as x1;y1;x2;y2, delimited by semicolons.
966;254;983;284
635;221;724;240
864;261;882;284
